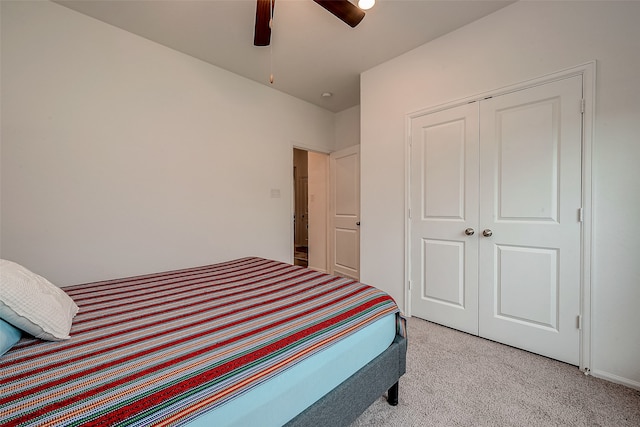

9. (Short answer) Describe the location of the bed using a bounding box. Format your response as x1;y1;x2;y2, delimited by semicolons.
0;257;406;426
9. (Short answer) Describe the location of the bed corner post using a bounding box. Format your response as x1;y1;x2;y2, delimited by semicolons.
387;382;399;406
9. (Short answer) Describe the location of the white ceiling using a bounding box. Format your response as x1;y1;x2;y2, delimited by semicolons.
54;0;513;112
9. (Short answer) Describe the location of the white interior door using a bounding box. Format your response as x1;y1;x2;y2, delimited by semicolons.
478;75;583;365
409;103;479;335
409;75;583;365
329;145;360;280
307;151;329;272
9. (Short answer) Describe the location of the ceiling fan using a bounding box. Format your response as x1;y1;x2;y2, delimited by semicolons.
254;0;366;46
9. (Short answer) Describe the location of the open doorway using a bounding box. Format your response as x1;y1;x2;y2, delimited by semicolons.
293;148;329;271
293;148;309;267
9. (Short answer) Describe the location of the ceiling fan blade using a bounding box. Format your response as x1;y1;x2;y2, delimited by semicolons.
254;0;274;46
313;0;365;28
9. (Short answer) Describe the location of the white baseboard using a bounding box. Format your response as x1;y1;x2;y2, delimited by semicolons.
590;369;640;391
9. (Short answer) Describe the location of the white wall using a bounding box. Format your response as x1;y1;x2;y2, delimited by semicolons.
334;105;360;151
361;2;640;388
0;1;335;285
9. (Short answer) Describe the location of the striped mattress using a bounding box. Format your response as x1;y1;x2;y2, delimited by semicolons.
0;257;400;426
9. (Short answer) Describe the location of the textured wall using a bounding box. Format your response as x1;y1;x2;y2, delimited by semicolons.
1;1;335;285
361;1;640;388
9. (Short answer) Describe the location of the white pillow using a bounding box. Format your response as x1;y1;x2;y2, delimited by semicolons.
0;259;79;341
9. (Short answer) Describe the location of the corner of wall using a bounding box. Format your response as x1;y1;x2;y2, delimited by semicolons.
334;105;361;151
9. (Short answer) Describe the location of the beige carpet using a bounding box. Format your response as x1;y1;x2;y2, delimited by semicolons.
351;317;640;426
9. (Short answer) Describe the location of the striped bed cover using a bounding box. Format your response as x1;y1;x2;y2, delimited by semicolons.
0;257;400;426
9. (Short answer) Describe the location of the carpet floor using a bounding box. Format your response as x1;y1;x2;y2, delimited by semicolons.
351;316;640;426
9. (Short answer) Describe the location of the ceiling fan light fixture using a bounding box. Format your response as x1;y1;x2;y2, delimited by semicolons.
321;92;333;98
257;0;367;47
357;0;375;11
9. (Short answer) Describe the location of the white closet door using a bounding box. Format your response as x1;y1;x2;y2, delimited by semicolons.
478;75;583;365
409;103;479;335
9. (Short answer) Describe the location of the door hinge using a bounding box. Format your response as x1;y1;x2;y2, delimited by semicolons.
408;208;411;219
576;315;582;330
408;280;412;290
580;99;586;114
578;207;583;222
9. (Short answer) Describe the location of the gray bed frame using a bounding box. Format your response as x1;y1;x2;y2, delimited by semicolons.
286;333;407;427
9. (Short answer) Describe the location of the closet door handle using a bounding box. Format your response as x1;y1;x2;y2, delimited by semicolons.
482;229;493;237
464;228;475;236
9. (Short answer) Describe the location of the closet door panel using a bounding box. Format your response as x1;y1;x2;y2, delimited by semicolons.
498;100;559;221
478;75;583;365
410;103;479;335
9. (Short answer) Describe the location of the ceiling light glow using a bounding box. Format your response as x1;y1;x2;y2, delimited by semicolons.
358;0;375;11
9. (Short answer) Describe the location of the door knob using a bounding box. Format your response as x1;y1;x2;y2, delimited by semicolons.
482;229;493;237
356;222;360;226
464;228;475;236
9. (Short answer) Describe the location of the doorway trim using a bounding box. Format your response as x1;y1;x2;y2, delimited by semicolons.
291;144;331;272
404;61;595;373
